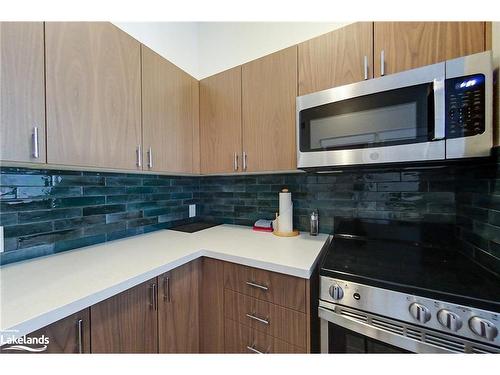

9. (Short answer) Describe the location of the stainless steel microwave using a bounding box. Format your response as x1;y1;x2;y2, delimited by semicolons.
296;51;493;170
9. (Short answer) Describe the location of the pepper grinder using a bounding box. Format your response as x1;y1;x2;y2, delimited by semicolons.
310;210;319;236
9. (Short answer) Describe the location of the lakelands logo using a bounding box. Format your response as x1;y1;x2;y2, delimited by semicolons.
1;330;49;352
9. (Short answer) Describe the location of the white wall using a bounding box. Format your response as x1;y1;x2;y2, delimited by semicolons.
114;22;350;79
113;22;200;77
197;22;350;78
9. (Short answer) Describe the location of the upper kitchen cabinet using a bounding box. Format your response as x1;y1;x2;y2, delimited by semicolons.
200;67;242;174
0;22;46;164
45;22;142;170
242;46;297;172
192;79;200;174
374;22;486;77
298;22;373;96
142;46;196;173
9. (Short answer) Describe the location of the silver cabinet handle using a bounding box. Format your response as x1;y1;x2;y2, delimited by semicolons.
246;345;265;354
136;145;142;167
234;152;239;171
163;276;170;302
363;55;368;80
242;151;247;171
246;313;269;325
31;126;39;159
380;50;385;76
147;147;153;169
150;283;157;310
77;319;83;354
245;281;268;291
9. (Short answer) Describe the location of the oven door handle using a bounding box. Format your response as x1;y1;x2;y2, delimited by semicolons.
432;77;446;141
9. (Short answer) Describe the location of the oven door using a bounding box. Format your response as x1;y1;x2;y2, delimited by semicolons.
324;321;409;354
297;62;446;169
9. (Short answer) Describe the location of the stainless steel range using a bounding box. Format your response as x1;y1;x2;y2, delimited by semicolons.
319;219;500;353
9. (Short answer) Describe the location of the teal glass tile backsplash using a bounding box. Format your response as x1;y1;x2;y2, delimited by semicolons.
0;168;201;265
1;148;499;276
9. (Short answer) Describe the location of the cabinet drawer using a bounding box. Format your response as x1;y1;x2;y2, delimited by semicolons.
223;262;306;312
224;319;305;354
224;289;307;348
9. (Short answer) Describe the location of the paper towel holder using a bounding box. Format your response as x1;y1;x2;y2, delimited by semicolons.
273;189;300;237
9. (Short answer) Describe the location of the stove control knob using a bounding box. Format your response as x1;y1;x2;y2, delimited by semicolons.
329;283;344;300
469;317;498;341
437;309;462;331
409;302;431;323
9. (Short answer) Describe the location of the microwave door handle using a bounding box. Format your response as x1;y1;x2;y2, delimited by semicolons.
432;78;446;141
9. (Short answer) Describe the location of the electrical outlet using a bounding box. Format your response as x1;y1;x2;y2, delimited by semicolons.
0;226;4;253
189;204;196;218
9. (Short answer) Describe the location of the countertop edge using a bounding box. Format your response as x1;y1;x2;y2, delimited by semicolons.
1;242;326;340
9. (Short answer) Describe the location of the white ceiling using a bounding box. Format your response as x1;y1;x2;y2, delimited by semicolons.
114;22;350;79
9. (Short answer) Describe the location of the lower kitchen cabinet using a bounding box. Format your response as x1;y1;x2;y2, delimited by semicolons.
158;260;200;353
224;319;305;354
0;309;90;354
199;257;226;353
222;261;315;353
90;278;158;353
5;259;315;354
223;261;307;313
224;289;308;349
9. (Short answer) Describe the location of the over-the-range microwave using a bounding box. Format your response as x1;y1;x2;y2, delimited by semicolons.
296;51;493;170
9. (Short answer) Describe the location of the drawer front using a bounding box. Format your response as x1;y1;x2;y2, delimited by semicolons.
224;289;307;348
224;319;305;354
223;262;306;312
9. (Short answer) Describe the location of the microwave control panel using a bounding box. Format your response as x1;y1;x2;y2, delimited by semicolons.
445;74;485;139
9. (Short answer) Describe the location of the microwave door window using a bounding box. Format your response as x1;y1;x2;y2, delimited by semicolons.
300;82;434;152
311;102;418;149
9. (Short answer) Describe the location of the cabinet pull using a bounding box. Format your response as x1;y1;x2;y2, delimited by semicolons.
147;147;153;169
363;55;369;80
136;145;142;167
77;319;83;354
246;345;266;354
380;50;385;76
150;283;157;310
246;313;269;325
242;151;247;171
245;281;268;291
234;153;239;171
31;126;39;159
163;276;171;302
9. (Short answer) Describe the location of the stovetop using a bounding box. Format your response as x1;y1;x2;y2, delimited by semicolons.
320;219;500;312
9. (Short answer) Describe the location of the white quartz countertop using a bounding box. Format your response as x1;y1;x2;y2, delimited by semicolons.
0;224;329;340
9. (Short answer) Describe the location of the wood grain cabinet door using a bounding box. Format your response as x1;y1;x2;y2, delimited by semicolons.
298;22;374;95
90;279;158;353
242;46;297;172
0;309;90;354
199;257;225;353
0;22;46;164
158;260;200;353
45;22;142;170
200;67;242;174
142;46;195;173
374;22;486;77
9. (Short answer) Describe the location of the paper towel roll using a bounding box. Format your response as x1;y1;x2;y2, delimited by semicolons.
279;190;293;233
